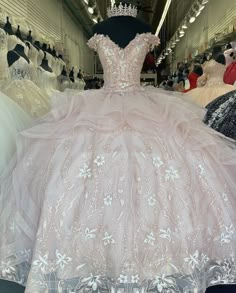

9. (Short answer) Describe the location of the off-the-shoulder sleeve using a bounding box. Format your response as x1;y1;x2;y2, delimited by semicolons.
87;34;104;51
147;34;160;50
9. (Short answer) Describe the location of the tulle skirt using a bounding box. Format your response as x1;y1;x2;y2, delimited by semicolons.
1;79;51;117
187;84;236;107
0;86;236;293
0;91;32;176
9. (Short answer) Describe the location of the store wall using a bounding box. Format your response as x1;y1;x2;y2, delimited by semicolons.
172;0;236;67
0;0;94;73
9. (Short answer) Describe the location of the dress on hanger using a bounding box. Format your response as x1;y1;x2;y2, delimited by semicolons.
204;89;236;139
1;43;51;118
27;41;40;83
187;59;235;107
37;66;59;97
0;33;236;293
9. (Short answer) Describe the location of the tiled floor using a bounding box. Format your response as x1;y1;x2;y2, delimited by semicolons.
0;281;235;293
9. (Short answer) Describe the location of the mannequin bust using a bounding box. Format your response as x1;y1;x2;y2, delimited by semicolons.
77;69;83;79
61;65;67;76
34;40;41;51
93;2;152;48
52;46;57;57
7;44;30;67
40;55;53;73
69;67;75;82
47;45;52;54
212;46;226;65
27;30;33;43
15;25;22;40
3;16;14;35
42;43;48;52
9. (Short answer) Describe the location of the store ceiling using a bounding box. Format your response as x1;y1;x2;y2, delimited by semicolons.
65;0;194;47
96;0;193;38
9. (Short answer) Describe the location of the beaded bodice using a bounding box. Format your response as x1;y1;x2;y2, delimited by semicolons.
203;59;226;86
88;33;159;90
9;57;32;80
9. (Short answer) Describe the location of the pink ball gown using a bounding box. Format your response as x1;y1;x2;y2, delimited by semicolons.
0;33;236;293
188;59;235;107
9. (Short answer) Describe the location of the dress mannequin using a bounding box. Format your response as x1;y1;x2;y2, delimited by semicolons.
93;4;151;48
7;44;30;67
26;41;41;83
26;30;33;43
34;40;41;50
51;46;57;57
3;16;14;35
57;65;70;91
45;51;54;69
69;67;75;83
42;43;48;52
38;56;58;96
51;56;57;73
188;46;235;107
1;2;236;293
26;42;38;66
1;40;50;117
15;25;22;40
47;44;52;54
40;56;53;73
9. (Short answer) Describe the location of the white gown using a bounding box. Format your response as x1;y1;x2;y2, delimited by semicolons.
1;54;51;118
0;29;32;175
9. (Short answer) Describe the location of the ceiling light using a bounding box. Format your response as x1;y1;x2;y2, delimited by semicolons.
176;37;180;42
83;0;89;4
189;16;196;23
182;22;188;29
202;0;208;4
88;6;94;14
179;29;185;34
196;0;205;11
92;17;98;23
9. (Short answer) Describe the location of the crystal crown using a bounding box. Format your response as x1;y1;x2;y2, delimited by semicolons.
107;2;138;18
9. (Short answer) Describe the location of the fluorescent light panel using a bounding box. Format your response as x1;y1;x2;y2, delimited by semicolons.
155;0;172;36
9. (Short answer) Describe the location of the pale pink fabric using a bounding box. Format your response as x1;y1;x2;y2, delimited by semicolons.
0;33;236;293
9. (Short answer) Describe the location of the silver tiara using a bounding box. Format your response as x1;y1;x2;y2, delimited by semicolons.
107;2;138;18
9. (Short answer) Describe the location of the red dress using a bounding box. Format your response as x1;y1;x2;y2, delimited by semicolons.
224;62;236;85
183;72;200;93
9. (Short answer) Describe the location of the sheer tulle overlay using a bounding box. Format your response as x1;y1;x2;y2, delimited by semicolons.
0;34;236;293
